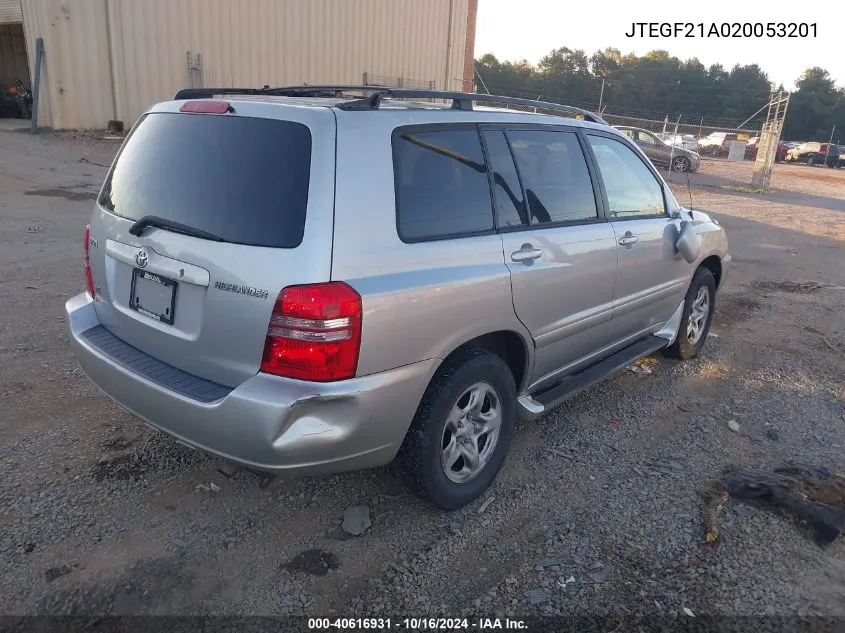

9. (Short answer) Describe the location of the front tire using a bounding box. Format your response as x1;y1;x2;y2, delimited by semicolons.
663;268;716;361
394;349;516;510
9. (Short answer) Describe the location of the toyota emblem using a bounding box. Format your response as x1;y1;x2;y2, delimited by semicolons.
135;249;149;268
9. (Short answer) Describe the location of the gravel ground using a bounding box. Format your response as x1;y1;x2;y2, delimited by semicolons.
0;131;843;617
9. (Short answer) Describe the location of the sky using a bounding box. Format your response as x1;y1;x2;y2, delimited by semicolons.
474;0;843;91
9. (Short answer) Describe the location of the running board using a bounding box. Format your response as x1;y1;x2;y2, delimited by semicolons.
516;336;668;420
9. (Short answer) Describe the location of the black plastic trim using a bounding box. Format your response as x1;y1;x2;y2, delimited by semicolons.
80;325;233;403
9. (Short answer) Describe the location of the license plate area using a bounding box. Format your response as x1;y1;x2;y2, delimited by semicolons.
130;269;177;325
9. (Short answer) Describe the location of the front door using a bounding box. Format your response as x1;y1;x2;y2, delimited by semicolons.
634;130;672;168
482;127;619;388
584;133;689;344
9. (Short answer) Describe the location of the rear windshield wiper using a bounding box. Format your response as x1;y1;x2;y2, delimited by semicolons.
128;215;225;242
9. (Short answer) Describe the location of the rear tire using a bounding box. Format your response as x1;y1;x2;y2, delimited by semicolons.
807;156;816;167
663;268;716;361
393;349;516;510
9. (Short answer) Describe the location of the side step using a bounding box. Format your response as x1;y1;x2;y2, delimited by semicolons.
517;336;668;420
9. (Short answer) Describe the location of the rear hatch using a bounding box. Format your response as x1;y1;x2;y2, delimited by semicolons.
87;99;337;387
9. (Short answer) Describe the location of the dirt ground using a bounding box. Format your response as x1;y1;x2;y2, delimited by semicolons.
0;131;843;618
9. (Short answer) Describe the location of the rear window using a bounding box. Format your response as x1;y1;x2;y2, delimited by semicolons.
100;112;312;248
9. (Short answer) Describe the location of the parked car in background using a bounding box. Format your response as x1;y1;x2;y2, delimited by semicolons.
616;126;700;172
742;137;799;161
659;133;699;153
697;132;740;156
64;87;729;509
785;142;837;167
824;145;845;168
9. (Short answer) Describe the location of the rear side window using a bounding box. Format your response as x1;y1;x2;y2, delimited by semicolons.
100;112;312;248
506;130;598;225
483;130;528;228
586;135;665;219
393;128;493;241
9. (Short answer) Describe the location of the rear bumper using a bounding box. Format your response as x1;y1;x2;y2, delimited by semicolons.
65;293;438;475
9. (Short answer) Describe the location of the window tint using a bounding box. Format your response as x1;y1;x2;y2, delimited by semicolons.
507;130;598;224
393;128;493;241
587;135;666;219
100;112;311;248
482;130;527;227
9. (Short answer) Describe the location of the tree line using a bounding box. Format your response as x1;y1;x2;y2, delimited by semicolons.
474;48;844;142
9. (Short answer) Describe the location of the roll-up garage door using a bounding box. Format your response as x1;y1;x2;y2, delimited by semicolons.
0;0;22;24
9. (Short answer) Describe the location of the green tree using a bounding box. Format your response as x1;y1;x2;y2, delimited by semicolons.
783;67;844;141
472;47;781;128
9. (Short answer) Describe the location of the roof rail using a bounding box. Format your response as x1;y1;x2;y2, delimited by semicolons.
172;85;607;125
339;88;608;125
173;85;392;101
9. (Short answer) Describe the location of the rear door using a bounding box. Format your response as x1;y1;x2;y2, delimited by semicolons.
87;100;336;387
485;127;619;386
584;132;689;344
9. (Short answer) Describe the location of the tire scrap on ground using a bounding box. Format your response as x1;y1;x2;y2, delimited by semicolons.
703;464;845;546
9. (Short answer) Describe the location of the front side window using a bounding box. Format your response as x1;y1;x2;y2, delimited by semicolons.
393;128;493;241
587;135;666;219
506;130;598;225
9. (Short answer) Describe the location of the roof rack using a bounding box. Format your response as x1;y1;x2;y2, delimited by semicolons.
173;85;394;101
172;85;608;125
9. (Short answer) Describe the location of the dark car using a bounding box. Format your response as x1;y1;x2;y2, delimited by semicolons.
616;126;700;172
785;142;837;167
825;145;845;168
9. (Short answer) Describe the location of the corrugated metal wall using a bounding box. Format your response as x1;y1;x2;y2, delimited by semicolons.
21;0;115;129
22;0;470;129
0;0;22;24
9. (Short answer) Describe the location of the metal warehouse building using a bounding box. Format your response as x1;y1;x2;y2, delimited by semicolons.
0;0;478;130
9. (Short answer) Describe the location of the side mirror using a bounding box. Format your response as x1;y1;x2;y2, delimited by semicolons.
675;220;701;263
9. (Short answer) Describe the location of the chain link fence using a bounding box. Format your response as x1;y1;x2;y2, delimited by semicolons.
352;79;789;189
601;113;763;162
473;89;785;189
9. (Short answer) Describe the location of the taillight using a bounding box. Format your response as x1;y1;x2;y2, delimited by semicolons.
83;224;96;298
260;282;362;382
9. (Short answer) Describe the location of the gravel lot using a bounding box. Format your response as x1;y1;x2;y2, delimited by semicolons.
0;131;843;618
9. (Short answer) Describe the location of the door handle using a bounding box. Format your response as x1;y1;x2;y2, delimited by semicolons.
618;234;639;246
511;244;543;263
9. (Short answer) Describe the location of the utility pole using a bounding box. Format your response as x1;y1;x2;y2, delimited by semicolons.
473;67;490;94
598;78;605;112
827;123;836;162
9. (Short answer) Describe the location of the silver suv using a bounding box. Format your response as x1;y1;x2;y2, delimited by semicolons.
66;87;730;510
